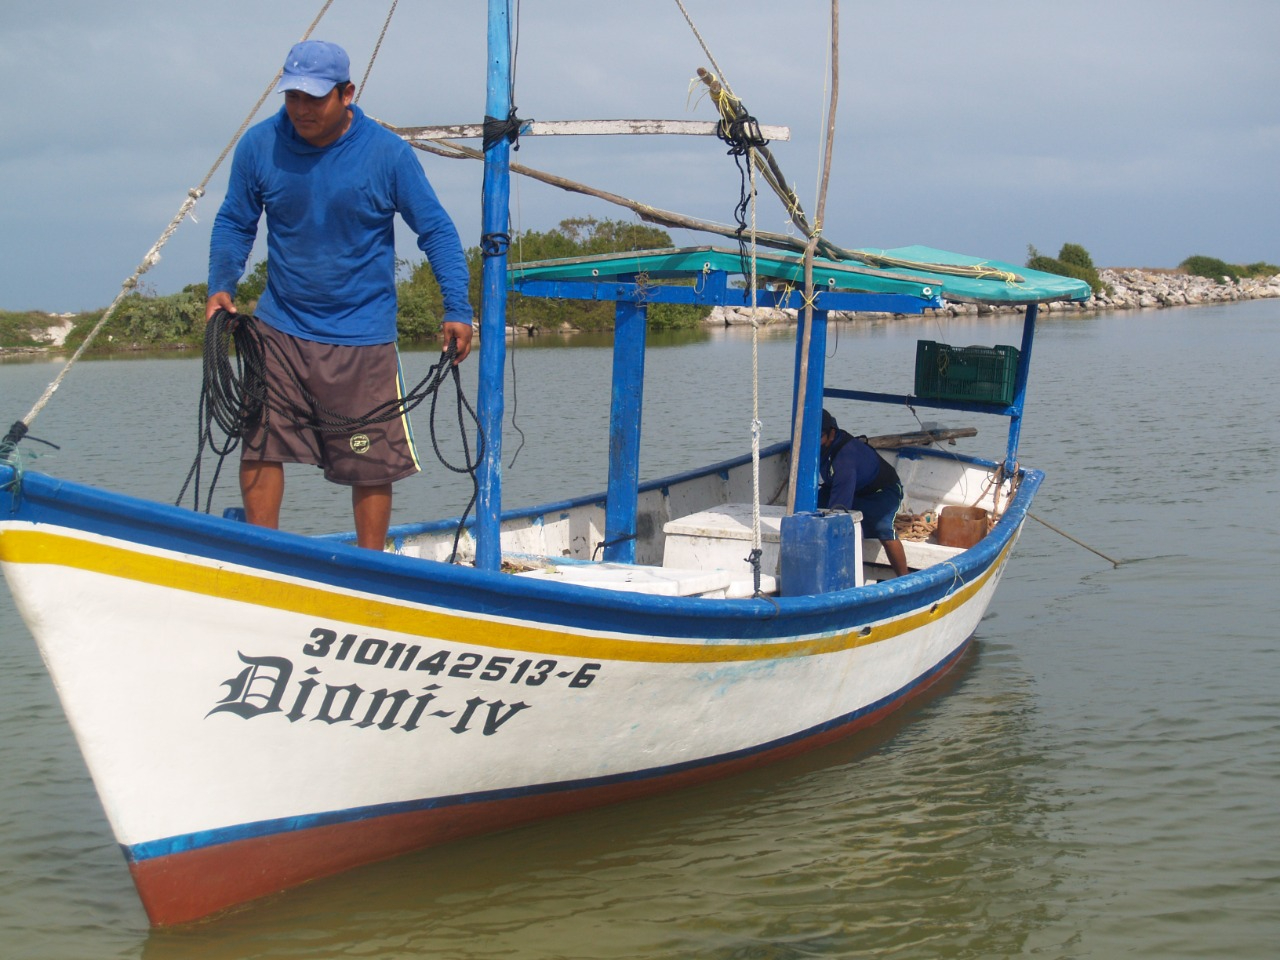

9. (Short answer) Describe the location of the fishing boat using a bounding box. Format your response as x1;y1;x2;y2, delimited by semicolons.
0;2;1089;927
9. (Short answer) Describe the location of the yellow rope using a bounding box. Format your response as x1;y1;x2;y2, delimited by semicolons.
854;251;1024;284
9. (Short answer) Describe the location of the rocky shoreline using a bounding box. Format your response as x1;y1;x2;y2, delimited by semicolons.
8;269;1279;357
707;268;1280;324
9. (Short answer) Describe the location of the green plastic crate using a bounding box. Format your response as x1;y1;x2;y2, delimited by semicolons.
914;340;1020;405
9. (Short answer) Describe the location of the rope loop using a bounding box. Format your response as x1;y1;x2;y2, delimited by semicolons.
3;421;28;448
745;546;764;596
0;421;59;474
481;232;512;258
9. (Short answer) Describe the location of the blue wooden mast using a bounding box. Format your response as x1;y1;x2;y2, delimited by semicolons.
476;0;513;571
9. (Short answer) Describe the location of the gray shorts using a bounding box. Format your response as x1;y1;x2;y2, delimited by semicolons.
242;319;420;487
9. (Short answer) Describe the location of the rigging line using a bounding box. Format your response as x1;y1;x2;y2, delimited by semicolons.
786;0;840;514
355;0;400;103
506;0;527;468
679;29;773;588
813;12;832;227
748;148;765;595
9;0;337;442
1028;512;1123;568
506;161;528;470
509;0;522;101
403;136;823;262
694;68;824;258
488;0;526;471
673;0;814;242
672;0;732;100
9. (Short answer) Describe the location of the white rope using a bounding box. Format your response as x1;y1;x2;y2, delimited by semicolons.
673;0;766;572
14;0;338;435
749;150;763;559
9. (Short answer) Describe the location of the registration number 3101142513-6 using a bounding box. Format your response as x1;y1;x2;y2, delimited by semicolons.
302;628;602;689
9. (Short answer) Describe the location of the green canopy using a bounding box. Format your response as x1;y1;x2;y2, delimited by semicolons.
855;245;1093;304
509;245;1092;306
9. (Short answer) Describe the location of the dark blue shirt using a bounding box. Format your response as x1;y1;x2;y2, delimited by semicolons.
819;430;891;510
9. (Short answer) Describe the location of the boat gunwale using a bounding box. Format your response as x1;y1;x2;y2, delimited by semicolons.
0;453;1037;641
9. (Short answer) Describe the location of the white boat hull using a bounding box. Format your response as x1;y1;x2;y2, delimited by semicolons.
0;447;1035;923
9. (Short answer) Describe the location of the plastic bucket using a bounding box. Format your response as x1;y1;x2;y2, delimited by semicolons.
935;505;989;548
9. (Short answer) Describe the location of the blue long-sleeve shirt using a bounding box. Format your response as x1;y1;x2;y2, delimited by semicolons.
209;105;472;345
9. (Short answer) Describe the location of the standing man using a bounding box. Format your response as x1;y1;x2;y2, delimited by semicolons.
818;409;910;578
206;40;474;549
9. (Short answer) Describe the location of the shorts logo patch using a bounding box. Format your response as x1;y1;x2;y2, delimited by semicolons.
350;434;371;455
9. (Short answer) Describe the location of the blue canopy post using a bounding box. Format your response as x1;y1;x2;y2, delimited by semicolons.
603;288;647;563
790;306;830;513
1004;302;1039;472
476;0;513;571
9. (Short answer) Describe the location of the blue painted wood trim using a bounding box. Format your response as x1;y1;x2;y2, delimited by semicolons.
511;278;938;314
0;459;1037;641
825;388;1018;418
1005;303;1038;471
604;294;647;562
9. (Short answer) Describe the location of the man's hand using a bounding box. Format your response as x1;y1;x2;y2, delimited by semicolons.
442;321;474;364
205;292;238;323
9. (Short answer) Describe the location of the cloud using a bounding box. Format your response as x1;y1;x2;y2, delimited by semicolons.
2;0;1278;312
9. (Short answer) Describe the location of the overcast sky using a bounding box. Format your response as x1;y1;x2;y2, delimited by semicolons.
2;0;1277;313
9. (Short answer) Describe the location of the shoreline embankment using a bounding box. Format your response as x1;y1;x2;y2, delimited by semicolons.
708;268;1280;325
9;268;1279;357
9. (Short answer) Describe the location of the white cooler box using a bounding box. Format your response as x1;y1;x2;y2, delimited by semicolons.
662;503;786;582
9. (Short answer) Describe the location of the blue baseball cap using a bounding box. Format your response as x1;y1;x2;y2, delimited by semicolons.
275;41;350;97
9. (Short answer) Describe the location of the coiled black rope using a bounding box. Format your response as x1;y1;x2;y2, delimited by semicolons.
178;311;484;559
716;114;769;157
716;112;770;282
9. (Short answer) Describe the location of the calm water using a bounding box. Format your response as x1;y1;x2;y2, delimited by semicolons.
0;303;1276;958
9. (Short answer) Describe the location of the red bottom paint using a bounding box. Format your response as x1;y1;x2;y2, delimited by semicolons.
131;640;970;925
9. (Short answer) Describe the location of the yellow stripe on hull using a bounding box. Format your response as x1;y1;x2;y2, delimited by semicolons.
0;525;1006;663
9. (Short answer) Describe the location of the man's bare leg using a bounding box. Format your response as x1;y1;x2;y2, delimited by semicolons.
352;483;393;550
240;461;284;529
882;538;910;578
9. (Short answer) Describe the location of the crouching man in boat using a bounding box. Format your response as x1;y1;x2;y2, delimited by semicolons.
818;409;910;578
204;40;474;549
